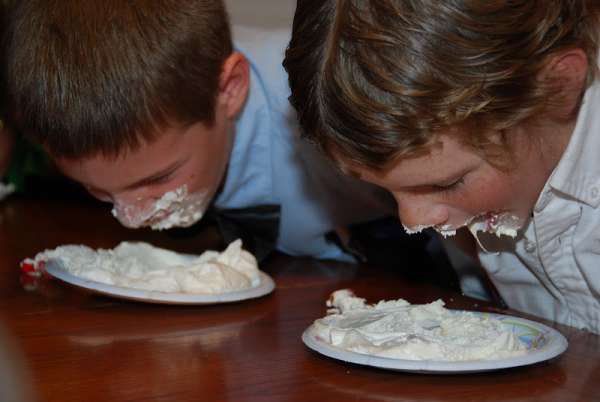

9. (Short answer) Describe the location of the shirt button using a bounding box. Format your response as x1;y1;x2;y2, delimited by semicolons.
591;187;599;199
524;239;536;253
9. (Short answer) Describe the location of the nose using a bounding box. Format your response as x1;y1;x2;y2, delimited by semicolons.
111;193;157;228
394;193;449;230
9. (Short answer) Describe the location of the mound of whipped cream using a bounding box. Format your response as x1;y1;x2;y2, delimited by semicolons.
32;239;261;294
312;289;527;361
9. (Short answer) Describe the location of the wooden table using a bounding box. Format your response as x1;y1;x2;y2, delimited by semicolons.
1;197;598;402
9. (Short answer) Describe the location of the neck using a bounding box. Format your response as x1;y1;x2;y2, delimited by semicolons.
536;115;578;177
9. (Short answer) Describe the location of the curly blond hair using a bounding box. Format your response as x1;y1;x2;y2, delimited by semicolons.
284;0;600;170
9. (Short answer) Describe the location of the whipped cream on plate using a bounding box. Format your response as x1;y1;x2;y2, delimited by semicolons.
312;289;527;361
31;239;261;294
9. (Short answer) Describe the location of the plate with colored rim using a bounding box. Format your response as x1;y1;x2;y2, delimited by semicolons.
45;258;275;305
302;312;568;374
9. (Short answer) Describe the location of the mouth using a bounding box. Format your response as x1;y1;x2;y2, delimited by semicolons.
148;206;204;230
467;212;521;239
111;185;210;230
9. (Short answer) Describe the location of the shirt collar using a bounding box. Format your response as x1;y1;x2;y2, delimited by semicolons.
546;78;600;208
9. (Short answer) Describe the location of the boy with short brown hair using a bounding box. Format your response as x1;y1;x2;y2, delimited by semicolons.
284;0;600;332
2;0;396;262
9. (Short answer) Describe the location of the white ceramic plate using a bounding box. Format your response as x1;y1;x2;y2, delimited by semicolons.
45;258;275;305
302;312;568;373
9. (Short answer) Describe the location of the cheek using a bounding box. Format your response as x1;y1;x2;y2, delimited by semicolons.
465;172;518;213
184;155;229;195
178;168;216;196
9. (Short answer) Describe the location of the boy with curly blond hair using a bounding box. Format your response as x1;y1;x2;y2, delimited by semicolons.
284;0;600;332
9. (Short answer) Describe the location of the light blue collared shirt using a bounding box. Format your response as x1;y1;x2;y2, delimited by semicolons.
213;26;395;261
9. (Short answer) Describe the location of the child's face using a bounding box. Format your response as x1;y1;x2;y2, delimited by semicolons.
54;119;233;230
51;51;249;230
348;129;557;236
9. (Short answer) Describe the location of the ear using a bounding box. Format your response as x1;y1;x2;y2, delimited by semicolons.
541;48;589;119
217;52;250;120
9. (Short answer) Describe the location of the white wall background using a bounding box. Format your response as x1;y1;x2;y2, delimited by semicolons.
225;0;295;28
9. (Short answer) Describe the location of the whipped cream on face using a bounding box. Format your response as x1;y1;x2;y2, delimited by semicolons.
402;224;430;234
467;212;521;239
403;211;521;246
403;223;457;238
313;289;527;361
435;224;457;238
33;239;261;294
112;185;211;230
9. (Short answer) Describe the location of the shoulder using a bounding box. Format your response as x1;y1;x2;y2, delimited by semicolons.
232;25;292;99
232;25;291;59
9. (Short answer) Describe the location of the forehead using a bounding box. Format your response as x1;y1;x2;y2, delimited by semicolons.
53;121;226;189
55;125;185;167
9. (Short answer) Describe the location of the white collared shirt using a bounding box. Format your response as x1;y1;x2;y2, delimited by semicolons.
479;75;600;334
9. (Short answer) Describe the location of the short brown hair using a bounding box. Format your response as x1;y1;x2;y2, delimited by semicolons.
2;0;232;159
284;0;600;170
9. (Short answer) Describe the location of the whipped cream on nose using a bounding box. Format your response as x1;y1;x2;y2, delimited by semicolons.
402;224;431;234
111;201;149;229
111;185;211;230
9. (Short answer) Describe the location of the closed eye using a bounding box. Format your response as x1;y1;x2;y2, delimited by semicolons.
123;159;186;191
403;176;466;196
146;171;175;185
431;177;465;193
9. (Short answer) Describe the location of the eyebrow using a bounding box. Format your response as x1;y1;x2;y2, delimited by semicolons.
122;158;187;191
